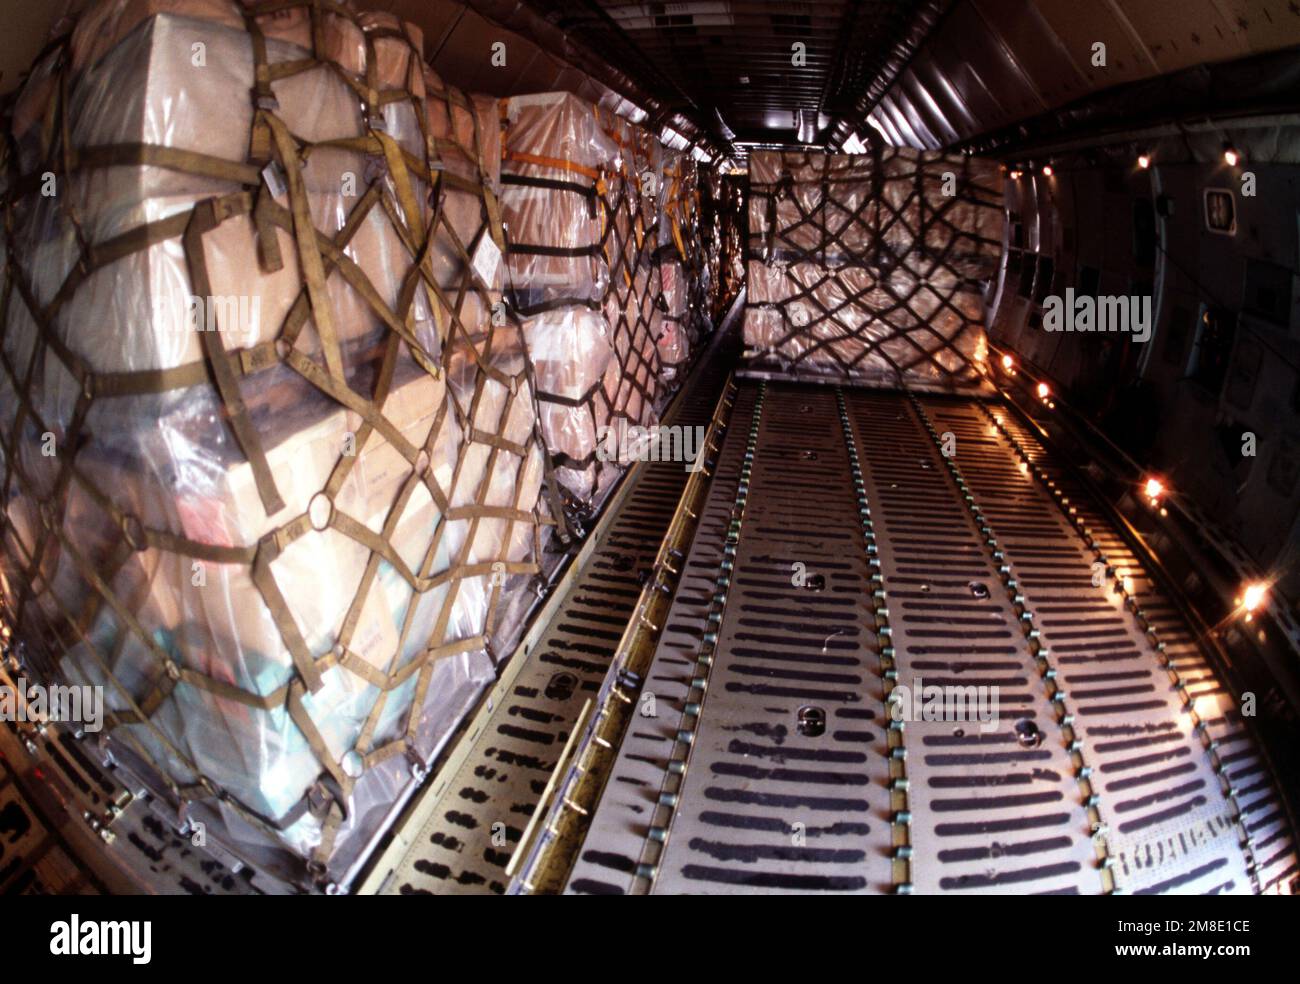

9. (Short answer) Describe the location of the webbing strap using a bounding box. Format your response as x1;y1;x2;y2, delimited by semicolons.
10;144;262;196
513;295;601;318
263;112;347;382
501;172;596;198
507;242;601;258
183;199;286;515
503;150;601;182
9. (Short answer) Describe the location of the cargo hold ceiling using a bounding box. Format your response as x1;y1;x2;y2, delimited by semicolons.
2;1;939;163
512;1;925;157
861;0;1300;154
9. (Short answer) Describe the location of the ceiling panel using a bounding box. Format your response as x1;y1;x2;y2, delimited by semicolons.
1027;0;1161;88
870;0;1300;150
518;0;921;152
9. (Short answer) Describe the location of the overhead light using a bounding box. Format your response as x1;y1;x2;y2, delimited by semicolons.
1223;142;1240;167
1036;381;1050;399
794;108;817;144
1041;164;1054;177
1239;582;1268;620
1142;477;1167;512
1001;354;1015;370
841;132;868;154
713;107;736;142
1137;153;1151;170
1008;168;1023;180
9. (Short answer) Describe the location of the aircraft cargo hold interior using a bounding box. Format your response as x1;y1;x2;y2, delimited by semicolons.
1;0;1299;910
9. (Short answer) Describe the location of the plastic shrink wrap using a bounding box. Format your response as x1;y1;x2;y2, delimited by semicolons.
652;149;693;380
744;148;1002;386
652;260;689;377
500;93;665;514
598;109;665;431
0;0;547;884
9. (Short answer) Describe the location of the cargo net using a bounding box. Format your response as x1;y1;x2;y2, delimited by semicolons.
654;151;710;380
745;149;1003;388
501;94;668;525
0;0;551;885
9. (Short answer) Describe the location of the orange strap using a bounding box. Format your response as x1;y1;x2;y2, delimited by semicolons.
503;150;601;182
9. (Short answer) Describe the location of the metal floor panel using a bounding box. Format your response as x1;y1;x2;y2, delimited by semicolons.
912;398;1248;893
562;384;759;894
650;385;895;893
561;381;1297;894
842;391;1098;894
978;401;1298;894
567;384;896;894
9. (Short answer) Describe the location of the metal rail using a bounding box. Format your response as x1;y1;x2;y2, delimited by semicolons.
506;377;743;892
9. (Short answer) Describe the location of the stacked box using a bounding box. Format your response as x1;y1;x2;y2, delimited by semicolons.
653;149;698;380
652;257;691;380
0;0;548;884
744;149;1003;386
500;93;666;515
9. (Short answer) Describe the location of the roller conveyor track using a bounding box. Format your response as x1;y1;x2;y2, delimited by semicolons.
560;380;1298;895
